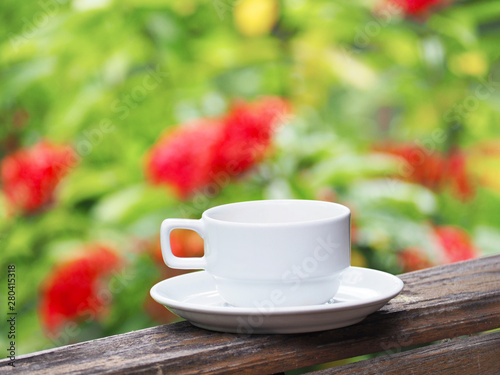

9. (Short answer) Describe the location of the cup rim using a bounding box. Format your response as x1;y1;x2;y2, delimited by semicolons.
202;199;350;227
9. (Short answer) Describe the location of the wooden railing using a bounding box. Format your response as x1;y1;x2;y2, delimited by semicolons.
1;255;499;374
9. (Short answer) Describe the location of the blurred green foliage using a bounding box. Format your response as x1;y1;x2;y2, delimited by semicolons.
1;0;500;356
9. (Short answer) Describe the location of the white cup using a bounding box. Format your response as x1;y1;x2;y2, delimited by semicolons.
160;199;351;308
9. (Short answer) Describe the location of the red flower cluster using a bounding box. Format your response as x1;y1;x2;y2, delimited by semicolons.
434;225;477;264
146;120;221;198
39;245;121;334
376;144;474;201
398;225;477;272
388;0;450;15
398;247;434;272
146;97;289;199
213;97;289;175
1;140;76;214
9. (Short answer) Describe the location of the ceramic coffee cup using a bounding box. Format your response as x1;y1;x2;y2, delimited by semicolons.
160;199;351;308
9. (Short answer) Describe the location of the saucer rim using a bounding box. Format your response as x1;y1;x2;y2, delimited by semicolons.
150;266;404;315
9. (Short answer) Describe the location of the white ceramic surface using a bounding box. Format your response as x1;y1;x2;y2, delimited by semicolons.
150;266;404;334
160;199;351;307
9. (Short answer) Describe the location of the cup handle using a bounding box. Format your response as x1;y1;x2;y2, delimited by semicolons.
160;218;206;269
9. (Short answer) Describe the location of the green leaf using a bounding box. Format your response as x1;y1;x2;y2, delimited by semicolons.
310;154;400;187
92;184;176;225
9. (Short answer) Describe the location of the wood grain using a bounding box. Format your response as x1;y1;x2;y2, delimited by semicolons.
1;255;499;375
314;331;500;375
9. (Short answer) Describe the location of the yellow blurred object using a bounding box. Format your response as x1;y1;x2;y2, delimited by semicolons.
469;141;500;194
327;48;377;90
234;0;279;37
408;103;440;133
449;51;488;77
385;37;419;66
171;0;196;15
351;249;367;267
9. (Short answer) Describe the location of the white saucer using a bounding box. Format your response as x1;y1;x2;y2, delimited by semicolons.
150;267;404;334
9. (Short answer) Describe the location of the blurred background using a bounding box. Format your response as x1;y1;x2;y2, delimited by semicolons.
1;0;500;358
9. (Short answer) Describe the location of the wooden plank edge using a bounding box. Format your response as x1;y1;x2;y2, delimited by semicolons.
312;330;500;375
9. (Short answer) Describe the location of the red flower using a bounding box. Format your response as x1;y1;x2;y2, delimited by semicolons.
146;97;289;199
387;0;450;15
1;140;76;214
146;120;222;198
375;143;475;201
447;149;474;201
213;97;289;175
434;226;477;264
398;247;434;272
39;245;121;334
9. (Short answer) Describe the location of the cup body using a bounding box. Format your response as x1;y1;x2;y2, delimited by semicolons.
161;200;351;308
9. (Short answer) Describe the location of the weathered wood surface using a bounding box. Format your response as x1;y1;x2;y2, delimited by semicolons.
314;331;500;375
1;255;499;375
